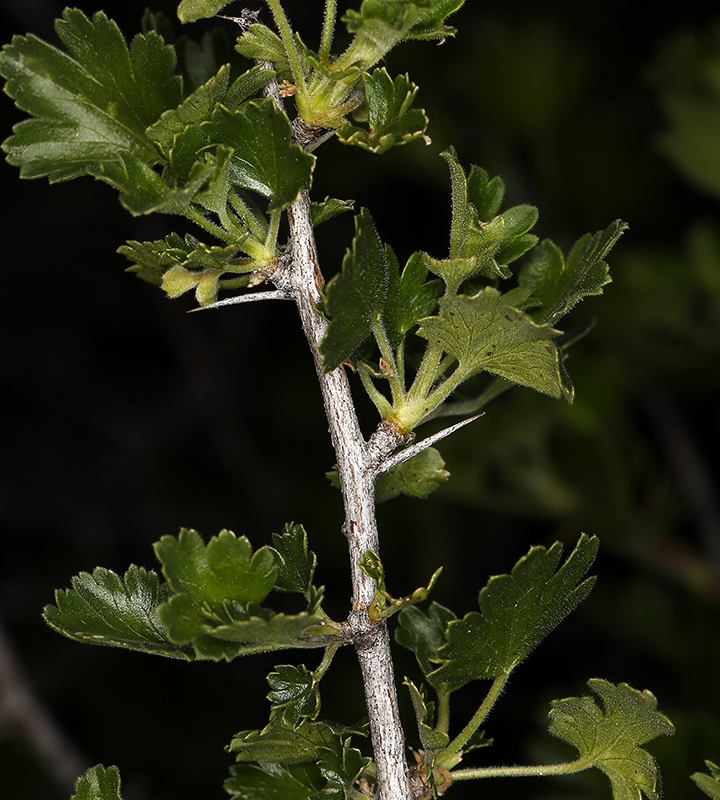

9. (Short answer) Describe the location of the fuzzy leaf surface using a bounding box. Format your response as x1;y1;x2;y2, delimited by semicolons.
337;69;428;154
71;765;123;800
376;447;449;502
43;565;194;660
429;535;598;686
519;220;627;324
202;100;314;211
311;197;355;227
693;762;720;799
0;9;181;180
406;0;466;39
320;208;389;372
549;679;675;800
316;737;372;797
416;287;567;399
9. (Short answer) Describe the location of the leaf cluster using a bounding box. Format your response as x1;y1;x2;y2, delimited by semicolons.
319;146;626;437
44;524;339;662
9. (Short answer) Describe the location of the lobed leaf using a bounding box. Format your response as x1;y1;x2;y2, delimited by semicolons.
43;565;194;660
201;99;315;211
337;69;429;154
270;523;317;595
71;765;124;800
225;763;322;800
0;9;181;181
311;197;356;227
428;535;598;686
230;713;354;765
519;220;628;325
146;63;231;159
416;287;568;400
319;208;389;372
693;761;720;799
267;664;320;729
549;679;675;800
316;737;372;796
154;528;276;654
375;447;449;502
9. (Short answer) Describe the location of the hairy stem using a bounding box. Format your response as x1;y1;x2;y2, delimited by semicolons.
451;758;590;780
284;190;412;800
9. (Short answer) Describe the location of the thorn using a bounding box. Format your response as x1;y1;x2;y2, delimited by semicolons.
376;414;484;476
187;289;291;312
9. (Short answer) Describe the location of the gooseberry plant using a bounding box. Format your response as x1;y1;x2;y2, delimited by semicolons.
0;1;687;799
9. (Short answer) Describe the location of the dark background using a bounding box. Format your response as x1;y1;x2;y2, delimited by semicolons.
1;1;720;798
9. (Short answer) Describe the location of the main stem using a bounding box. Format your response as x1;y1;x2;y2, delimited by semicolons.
284;190;412;800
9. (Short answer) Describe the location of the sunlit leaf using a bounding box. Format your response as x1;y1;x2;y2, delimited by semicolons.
177;0;232;25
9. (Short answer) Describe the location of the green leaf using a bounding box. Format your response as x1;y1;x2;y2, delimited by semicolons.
234;25;295;83
519;220;628;325
270;523;317;595
225;763;322;800
0;9;182;181
204;611;330;647
406;0;466;40
119;232;248;294
693;761;720;799
94;152;213;215
146;63;231;159
230;713;349;765
383;249;442;350
268;664;320;729
177;0;232;25
341;1;433;69
426;149;538;293
311;197;356;227
71;765;123;800
43;565;194;660
376;447;449;502
395;602;457;679
549;679;675;800
319;208;389;372
316;737;372;796
154;528;276;654
202;100;315;211
416;287;567;400
337;69;429;154
429;535;598;687
404;679;450;752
